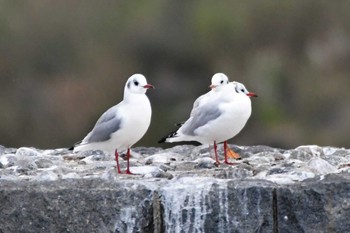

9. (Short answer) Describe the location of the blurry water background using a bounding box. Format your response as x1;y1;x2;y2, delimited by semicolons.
1;1;349;149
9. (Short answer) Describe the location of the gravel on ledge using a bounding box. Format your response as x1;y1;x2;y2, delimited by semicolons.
0;144;349;184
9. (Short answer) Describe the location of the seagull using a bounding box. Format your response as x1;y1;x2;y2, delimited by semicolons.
73;74;154;174
175;73;241;161
159;77;257;165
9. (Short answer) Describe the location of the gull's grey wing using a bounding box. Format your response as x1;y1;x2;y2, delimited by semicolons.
83;105;122;143
181;101;222;136
173;93;208;128
190;93;208;117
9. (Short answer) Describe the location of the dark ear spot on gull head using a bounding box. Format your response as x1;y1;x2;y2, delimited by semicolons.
210;73;229;90
125;74;154;93
234;82;258;97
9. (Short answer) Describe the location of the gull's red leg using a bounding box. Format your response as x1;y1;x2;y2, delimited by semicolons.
115;149;122;174
214;141;220;165
125;148;133;175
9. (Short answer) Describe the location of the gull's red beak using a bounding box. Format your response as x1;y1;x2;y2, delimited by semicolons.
143;84;155;89
247;92;258;97
209;84;216;90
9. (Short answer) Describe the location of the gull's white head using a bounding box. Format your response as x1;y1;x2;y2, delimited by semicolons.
209;73;229;91
125;74;154;94
232;81;258;97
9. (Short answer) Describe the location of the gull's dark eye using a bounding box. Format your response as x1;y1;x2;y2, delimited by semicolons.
134;81;139;86
220;80;224;84
241;89;245;92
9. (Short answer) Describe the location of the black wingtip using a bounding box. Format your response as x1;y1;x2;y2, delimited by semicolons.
158;137;166;144
69;140;82;151
158;129;178;144
174;121;184;127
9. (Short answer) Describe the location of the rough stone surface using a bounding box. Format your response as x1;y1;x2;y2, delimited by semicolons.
0;144;349;233
0;179;156;233
277;174;350;233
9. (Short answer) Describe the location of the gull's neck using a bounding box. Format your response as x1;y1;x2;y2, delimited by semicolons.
123;90;148;104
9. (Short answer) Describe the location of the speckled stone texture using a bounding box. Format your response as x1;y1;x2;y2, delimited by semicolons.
0;145;349;232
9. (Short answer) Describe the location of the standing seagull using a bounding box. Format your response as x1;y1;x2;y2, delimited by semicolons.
159;79;257;165
176;73;240;161
73;74;154;174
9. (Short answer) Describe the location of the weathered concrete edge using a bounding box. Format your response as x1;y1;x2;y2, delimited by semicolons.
1;173;350;232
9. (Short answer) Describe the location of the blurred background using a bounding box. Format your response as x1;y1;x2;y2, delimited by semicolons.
0;1;349;149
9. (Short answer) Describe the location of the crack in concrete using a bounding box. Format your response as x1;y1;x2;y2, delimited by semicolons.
272;188;279;233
